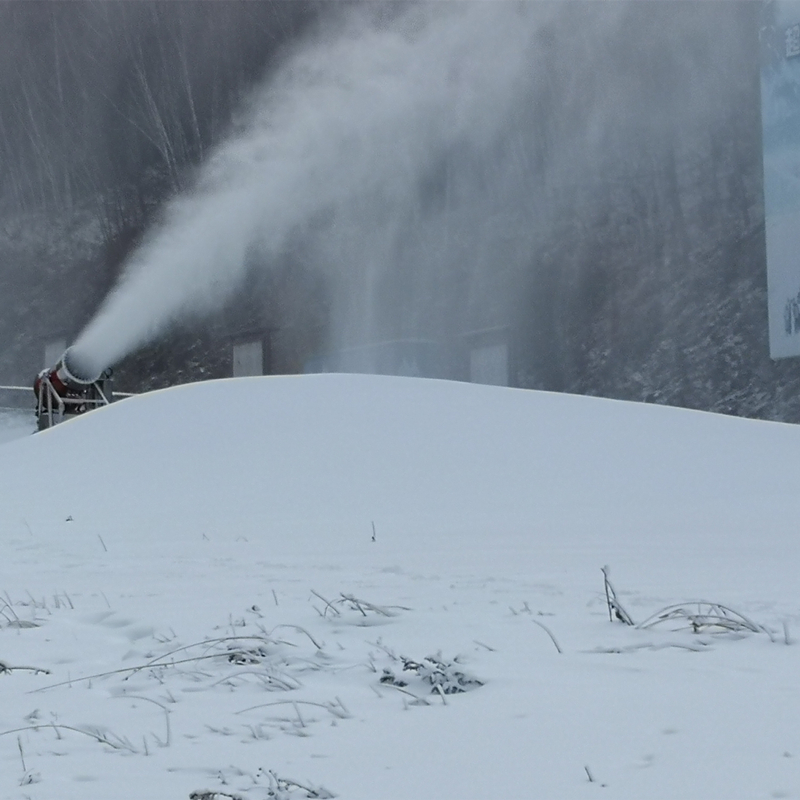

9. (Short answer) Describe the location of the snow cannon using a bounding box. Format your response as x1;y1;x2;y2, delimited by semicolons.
34;347;113;430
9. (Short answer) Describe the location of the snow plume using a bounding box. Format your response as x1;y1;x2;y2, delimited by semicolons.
69;2;548;376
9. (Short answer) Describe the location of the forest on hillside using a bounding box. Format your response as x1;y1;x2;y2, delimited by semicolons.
1;1;798;421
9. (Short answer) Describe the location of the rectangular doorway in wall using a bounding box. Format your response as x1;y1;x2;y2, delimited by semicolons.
232;340;264;377
469;342;509;387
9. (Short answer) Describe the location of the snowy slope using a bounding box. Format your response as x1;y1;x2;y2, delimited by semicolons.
1;374;799;799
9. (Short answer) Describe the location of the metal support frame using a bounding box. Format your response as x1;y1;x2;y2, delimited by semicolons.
34;375;111;431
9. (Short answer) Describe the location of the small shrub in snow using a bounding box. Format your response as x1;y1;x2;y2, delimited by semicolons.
260;770;336;799
379;652;483;696
191;768;336;800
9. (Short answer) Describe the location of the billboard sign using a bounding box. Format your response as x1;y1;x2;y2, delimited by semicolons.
762;1;800;358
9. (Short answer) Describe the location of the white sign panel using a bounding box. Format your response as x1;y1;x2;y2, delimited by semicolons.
762;2;800;357
232;340;263;377
787;22;800;57
469;342;509;387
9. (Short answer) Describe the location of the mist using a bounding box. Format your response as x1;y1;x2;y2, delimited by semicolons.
69;2;550;376
64;0;758;394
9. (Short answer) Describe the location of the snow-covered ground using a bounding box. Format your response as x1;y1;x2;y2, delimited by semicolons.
1;373;799;800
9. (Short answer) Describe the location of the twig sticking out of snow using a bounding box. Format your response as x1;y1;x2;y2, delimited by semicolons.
339;593;393;617
234;698;351;720
312;591;411;620
590;640;709;654
31;630;321;693
310;590;340;617
0;593;23;627
267;624;323;650
208;669;299;692
261;769;337;799
531;619;563;654
0;661;50;675
601;566;634;626
0;724;136;752
112;694;172;747
636;602;765;635
380;681;430;704
31;651;259;692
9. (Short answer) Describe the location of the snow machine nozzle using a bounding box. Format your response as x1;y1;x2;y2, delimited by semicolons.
57;347;101;388
34;347;113;430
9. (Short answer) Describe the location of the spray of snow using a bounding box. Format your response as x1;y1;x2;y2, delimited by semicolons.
69;3;550;376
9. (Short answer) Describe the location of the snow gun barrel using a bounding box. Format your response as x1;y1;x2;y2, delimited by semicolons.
34;347;100;397
33;347;111;431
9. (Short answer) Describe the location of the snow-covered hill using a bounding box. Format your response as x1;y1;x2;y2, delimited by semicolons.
1;375;798;799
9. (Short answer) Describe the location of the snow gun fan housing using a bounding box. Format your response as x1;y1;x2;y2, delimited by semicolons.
33;348;112;430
